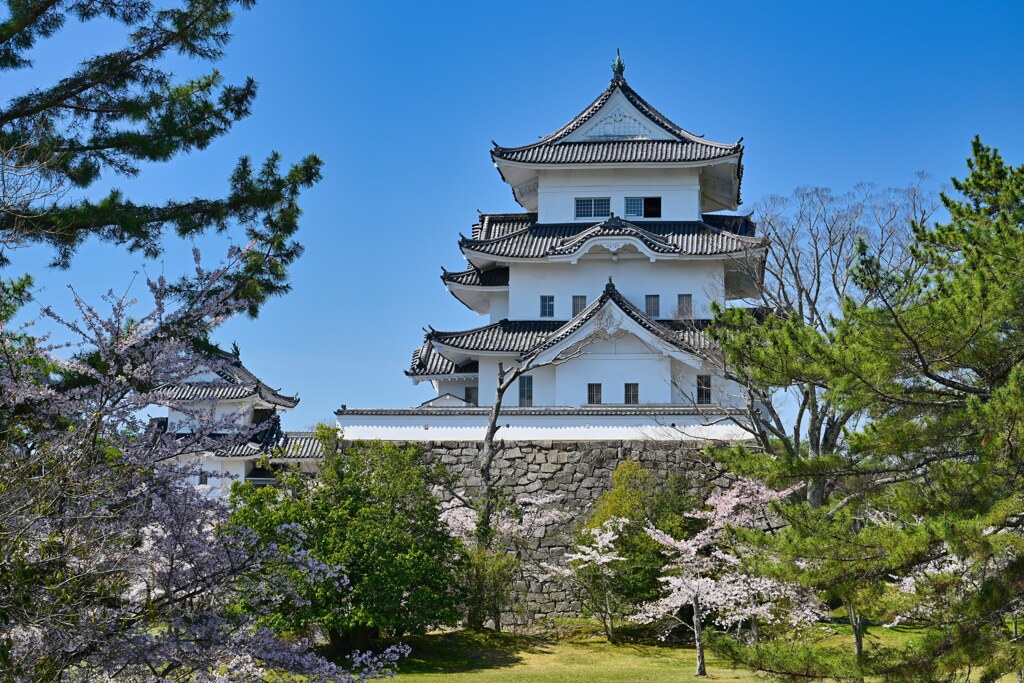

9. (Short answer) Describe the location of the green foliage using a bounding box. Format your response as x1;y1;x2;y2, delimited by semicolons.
581;462;663;610
712;139;1024;681
0;0;323;316
464;545;520;633
229;436;466;651
575;463;707;615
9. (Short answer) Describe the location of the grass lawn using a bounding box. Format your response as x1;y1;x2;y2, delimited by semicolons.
392;623;1023;682
394;630;760;682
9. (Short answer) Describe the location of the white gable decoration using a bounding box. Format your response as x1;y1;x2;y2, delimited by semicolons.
563;89;676;143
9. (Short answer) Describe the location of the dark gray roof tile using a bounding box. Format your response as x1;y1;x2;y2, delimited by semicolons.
158;350;299;408
440;266;509;287
460;215;763;260
491;77;741;167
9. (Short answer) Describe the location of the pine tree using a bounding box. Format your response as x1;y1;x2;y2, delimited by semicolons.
714;139;1024;681
0;0;322;316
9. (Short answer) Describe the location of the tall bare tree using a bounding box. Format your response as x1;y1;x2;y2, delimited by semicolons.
683;178;938;507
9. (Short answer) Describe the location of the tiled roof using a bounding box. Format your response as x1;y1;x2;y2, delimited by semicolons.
158;350;299;409
154;414;321;460
472;213;536;241
406;342;480;377
493;140;739;165
440;266;509;287
523;279;712;361
418;281;715;365
548;216;677;256
428;320;564;354
217;421;323;460
491;77;741;166
336;405;736;417
460;215;764;261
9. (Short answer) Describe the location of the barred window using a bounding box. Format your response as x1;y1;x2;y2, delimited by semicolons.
624;383;639;405
465;387;479;406
575;197;611;219
677;293;693;318
540;295;555;317
519;376;533;407
572;295;587;316
587;383;603;405
645;294;660;318
625;197;643;217
198;471;208;486
697;375;712;405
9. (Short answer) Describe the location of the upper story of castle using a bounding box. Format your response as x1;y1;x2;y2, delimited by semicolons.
490;52;744;222
440;55;763;323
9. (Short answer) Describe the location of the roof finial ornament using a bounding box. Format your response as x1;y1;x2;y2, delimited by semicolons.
611;48;625;82
605;276;616;295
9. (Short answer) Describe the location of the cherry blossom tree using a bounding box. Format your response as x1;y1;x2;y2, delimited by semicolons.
542;518;631;643
633;478;820;677
0;252;407;681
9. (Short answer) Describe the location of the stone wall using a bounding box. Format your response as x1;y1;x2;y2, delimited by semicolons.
411;439;724;625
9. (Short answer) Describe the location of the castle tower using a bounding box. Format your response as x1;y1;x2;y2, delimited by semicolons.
337;57;766;441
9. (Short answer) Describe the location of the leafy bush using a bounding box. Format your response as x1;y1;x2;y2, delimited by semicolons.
230;434;466;653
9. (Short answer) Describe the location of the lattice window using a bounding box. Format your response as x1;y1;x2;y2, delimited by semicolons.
624;383;639;405
587;383;603;405
677;293;693;318
625;197;643;217
697;375;712;405
540;295;555;318
572;295;587;317
645;294;660;318
575;197;611;219
519;376;533;407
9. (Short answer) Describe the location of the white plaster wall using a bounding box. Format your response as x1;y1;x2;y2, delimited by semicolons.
336;413;750;442
670;359;745;409
430;378;477;401
508;259;724;320
478;357;500;407
167;399;251;432
554;352;671;405
489;292;509;321
536;167;702;223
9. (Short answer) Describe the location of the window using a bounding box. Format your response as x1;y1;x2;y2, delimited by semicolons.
465;386;479;406
587;383;603;405
575;197;611;219
624;383;639;405
697;375;712;405
572;295;587;316
625;196;662;218
540;295;555;318
198;471;208;486
252;408;273;425
519;376;533;407
645;294;660;318
677;293;693;318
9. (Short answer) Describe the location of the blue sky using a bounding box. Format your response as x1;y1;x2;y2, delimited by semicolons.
7;0;1024;429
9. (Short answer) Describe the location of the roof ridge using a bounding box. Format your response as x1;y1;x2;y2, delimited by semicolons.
461;223;534;246
491;78;741;154
523;279;687;361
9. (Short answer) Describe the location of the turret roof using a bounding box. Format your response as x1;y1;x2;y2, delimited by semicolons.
158;349;299;409
415;280;716;376
459;213;764;261
490;75;742;167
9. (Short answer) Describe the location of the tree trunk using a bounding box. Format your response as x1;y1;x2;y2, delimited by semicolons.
848;603;863;658
806;475;827;508
693;594;706;677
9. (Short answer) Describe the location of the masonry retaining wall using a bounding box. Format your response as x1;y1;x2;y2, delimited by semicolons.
407;439;729;625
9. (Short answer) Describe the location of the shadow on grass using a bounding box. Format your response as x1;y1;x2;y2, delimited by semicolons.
395;630;553;675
